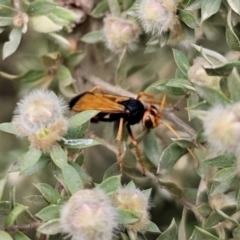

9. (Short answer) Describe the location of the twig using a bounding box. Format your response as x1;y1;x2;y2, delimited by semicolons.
5;221;42;231
88;133;203;222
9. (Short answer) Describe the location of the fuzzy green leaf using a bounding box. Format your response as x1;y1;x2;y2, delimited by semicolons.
13;231;31;240
0;231;13;240
107;0;121;17
192;226;219;239
51;6;76;21
36;205;60;221
63;163;83;194
64;138;100;149
213;167;236;182
90;1;108;18
144;221;161;233
49;144;67;169
0;17;13;26
20;148;42;172
117;208;139;224
81;30;105;43
3;27;22;59
5;204;28;227
27;0;56;15
204;155;236;168
228;69;240;101
178;9;199;28
97;175;121;194
0;122;15;134
205;61;240;76
172;49;189;78
37;219;61;235
157;218;177;240
159;143;188;172
201;0;221;23
227;0;240;15
34;183;62;204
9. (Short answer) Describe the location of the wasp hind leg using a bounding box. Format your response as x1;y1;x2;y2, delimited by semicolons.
116;118;124;174
127;124;146;176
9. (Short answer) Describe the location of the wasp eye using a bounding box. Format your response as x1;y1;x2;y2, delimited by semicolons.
150;109;156;116
144;116;154;128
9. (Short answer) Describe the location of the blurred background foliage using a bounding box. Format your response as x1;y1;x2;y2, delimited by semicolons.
1;0;240;239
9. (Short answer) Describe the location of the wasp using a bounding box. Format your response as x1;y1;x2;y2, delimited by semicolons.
69;86;174;175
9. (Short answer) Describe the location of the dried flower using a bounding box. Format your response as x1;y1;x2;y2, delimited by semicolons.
61;189;117;240
209;194;236;209
103;16;140;53
188;57;221;89
201;103;240;156
12;89;68;152
136;0;178;36
111;186;150;232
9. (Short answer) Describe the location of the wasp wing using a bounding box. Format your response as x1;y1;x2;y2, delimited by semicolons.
70;92;129;113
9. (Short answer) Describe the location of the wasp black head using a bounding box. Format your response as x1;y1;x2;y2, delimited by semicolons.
142;105;159;129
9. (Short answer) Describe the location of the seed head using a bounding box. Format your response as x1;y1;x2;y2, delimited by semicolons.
103;16;140;53
136;0;178;36
61;189;117;240
12;89;68;152
111;187;150;232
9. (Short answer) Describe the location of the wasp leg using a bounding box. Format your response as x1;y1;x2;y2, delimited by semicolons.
116;118;124;173
89;86;105;93
126;124;146;176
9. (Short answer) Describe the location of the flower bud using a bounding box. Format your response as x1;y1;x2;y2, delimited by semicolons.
12;90;68;152
61;189;117;240
111;187;150;232
188;57;221;89
137;0;178;36
103;16;140;53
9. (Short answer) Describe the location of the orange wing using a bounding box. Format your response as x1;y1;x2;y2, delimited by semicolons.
70;92;129;113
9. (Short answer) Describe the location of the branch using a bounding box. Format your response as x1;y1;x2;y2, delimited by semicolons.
4;221;42;231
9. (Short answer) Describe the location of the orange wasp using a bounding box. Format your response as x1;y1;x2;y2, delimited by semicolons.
69;87;176;175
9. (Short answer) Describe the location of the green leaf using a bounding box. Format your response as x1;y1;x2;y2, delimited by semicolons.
31;15;62;33
0;201;12;216
15;70;46;83
68;110;99;129
158;180;182;198
194;84;231;105
192;226;219;239
226;9;240;51
37;219;61;235
57;65;73;87
107;0;121;17
0;122;15;134
21;155;50;175
144;221;161;233
63;163;83;194
117;208;139;224
227;0;240;15
204;206;236;228
23;195;48;207
81;30;105;43
0;16;13;26
97;175;121;194
228;69;240;102
204;154;236;168
205;61;240;76
0;177;6;201
13;231;31;240
159;143;188;172
172;138;195;148
65;52;86;69
201;0;221;23
34;183;62;204
172;49;189;78
20;148;42;172
143;131;160;167
210;177;236;196
157;218;177;240
90;1;108;18
36;205;60;221
178;9;199;28
49;144;67;169
165;78;190;90
196;204;211;218
3;27;22;60
186;0;202;10
5;204;28;227
27;0;56;15
103;163;121;179
51;6;76;21
64;138;100;149
0;230;13;240
212;167;236;181
233;226;240;240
